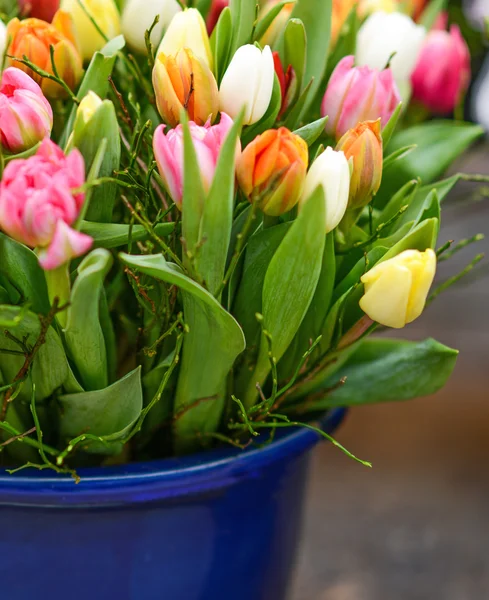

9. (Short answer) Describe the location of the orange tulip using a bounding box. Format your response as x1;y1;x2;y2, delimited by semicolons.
331;0;358;46
153;48;219;127
6;11;83;99
335;119;383;209
237;127;308;216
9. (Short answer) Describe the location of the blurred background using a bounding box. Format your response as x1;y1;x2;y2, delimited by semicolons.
293;1;489;598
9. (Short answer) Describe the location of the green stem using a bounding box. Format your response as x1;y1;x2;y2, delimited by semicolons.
44;265;71;329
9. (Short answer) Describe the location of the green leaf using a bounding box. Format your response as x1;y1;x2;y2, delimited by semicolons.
80;221;175;249
229;0;256;55
64;249;113;391
0;233;50;314
294;116;328;146
196;114;243;296
283;78;314;131
73;101;121;223
373;179;419;230
420;0;447;29
210;7;233;83
378;121;483;206
244;186;326;406
283;18;307;92
381;218;438;261
118;253;246;452
325;6;359;81
0;306;69;403
316;338;458;408
381;102;403;147
58;367;143;455
60;36;125;148
383;145;417;171
254;2;293;43
289;0;332;116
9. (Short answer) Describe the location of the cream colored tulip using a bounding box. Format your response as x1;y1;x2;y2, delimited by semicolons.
60;0;121;61
157;8;213;70
300;147;350;233
360;249;437;329
122;0;182;54
219;44;275;125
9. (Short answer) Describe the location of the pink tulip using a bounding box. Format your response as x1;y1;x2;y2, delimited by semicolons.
18;0;60;23
0;67;53;154
206;0;229;34
321;55;401;141
153;113;236;209
0;138;92;270
411;23;471;115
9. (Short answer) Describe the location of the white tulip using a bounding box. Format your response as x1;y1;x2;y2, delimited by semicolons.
122;0;182;54
356;11;426;85
0;19;7;64
219;44;275;125
300;147;351;233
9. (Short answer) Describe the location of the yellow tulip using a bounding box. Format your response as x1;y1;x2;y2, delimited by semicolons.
157;8;213;71
360;249;437;329
60;0;121;61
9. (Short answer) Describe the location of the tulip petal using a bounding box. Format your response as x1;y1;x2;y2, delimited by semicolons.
38;220;93;271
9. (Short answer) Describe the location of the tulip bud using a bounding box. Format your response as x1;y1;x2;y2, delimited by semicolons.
60;0;121;61
72;92;121;222
411;23;470;115
219;44;275;125
237;128;308;216
356;11;426;85
19;0;60;22
0;67;53;154
322;55;400;141
153;48;219;127
336;120;383;209
206;0;229;34
273;52;297;119
157;8;213;70
6;13;83;99
360;248;437;329
121;0;182;54
153;113;235;209
300;147;351;233
0;139;92;270
258;0;294;47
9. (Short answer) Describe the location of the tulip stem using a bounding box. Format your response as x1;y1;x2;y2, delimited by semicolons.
44;265;71;329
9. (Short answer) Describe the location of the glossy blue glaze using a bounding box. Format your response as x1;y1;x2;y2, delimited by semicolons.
0;409;345;600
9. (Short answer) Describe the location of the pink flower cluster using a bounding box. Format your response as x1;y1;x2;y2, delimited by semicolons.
0;139;92;270
153;113;235;209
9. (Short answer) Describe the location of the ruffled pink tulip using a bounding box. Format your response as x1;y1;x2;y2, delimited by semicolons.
153;113;236;209
322;55;401;141
0;139;92;270
411;22;471;114
0;67;53;154
18;0;60;22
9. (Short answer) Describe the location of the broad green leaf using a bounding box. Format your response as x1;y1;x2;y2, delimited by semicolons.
64;249;113;391
371;221;415;250
0;234;50;314
290;0;332;116
420;0;447;29
60;36;125;148
381;218;438;261
378;121;483;206
283;78;314;130
182;116;207;262
242;74;282;146
373;179;419;229
119;253;246;452
315;338;458;408
59;367;143;454
80;221;175;249
254;2;293;43
294;116;328;146
73;102;121;223
229;0;256;55
383;145;417;171
283;18;307;92
334;247;387;300
233;223;290;348
243;187;326;407
0;306;69;403
196;114;243;296
210;7;233;82
381;102;403;147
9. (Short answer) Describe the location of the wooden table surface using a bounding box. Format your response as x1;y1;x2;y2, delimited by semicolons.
291;145;489;600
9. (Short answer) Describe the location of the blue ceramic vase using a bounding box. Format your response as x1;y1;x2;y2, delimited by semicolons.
0;408;345;600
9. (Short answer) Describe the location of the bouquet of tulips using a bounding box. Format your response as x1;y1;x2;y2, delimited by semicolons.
0;0;483;473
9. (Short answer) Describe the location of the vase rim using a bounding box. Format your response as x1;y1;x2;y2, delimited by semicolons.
0;408;345;508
